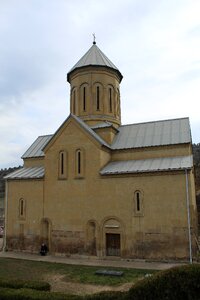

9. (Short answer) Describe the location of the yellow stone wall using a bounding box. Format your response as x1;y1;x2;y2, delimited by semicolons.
69;67;121;127
112;144;191;161
5;179;44;252
93;127;118;145
24;157;45;167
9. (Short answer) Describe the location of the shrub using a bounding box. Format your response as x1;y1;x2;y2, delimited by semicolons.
0;287;81;300
0;278;51;291
83;291;126;300
126;264;200;300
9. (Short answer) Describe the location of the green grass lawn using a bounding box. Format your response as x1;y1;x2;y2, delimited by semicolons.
0;258;156;286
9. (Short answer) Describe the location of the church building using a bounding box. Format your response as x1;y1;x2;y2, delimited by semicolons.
4;41;198;260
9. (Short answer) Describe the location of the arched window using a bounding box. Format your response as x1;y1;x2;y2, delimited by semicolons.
96;86;100;110
77;150;81;174
134;190;143;215
136;191;141;211
75;149;84;178
19;198;25;219
73;90;76;114
58;150;67;179
83;86;86;111
116;89;120;117
109;87;112;112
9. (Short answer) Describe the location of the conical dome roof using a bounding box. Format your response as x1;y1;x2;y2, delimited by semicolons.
67;43;123;82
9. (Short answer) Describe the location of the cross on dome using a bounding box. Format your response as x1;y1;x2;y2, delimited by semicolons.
93;33;96;44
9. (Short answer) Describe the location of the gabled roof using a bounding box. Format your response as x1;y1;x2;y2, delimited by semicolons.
100;155;193;175
111;117;191;150
4;166;44;179
21;116;192;160
22;135;53;159
67;43;123;82
21;115;111;159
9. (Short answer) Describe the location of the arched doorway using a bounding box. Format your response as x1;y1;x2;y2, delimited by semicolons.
40;218;51;251
102;217;124;257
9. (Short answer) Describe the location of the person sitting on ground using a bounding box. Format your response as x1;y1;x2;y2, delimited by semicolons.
40;243;48;256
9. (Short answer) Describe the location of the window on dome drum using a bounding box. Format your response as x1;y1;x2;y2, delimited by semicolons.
96;86;100;110
75;149;84;178
109;88;112;112
83;86;86;111
19;198;25;219
116;90;120;117
58;150;67;179
134;190;143;216
73;90;76;114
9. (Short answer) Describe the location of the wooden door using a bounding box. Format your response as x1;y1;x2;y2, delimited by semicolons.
106;233;120;256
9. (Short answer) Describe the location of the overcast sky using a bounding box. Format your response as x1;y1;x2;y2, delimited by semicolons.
0;0;200;168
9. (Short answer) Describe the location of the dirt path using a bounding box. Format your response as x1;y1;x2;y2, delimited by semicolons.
45;274;134;296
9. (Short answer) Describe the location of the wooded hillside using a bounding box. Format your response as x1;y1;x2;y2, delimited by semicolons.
193;143;200;191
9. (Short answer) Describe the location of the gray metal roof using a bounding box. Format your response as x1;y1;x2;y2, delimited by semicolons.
67;43;123;82
90;121;118;132
90;121;117;130
4;166;45;179
100;155;193;175
21;117;192;160
111;118;191;150
22;135;53;158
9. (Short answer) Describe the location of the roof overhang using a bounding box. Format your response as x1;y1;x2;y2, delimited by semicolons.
100;155;193;175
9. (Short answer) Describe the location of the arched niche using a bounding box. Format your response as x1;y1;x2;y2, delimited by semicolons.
40;218;52;251
86;220;97;255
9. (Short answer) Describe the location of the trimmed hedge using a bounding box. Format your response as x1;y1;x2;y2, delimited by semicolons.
83;291;126;300
0;288;81;300
126;264;200;300
0;278;51;291
1;264;199;300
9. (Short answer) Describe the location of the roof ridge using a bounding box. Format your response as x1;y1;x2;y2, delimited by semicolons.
38;134;53;138
120;117;189;128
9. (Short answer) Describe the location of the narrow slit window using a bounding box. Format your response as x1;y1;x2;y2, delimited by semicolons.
109;88;112;112
19;198;25;219
78;150;81;174
96;86;100;110
59;151;67;179
61;152;64;175
134;190;143;215
136;192;140;212
20;200;24;216
75;149;84;178
83;87;86;111
73;90;76;114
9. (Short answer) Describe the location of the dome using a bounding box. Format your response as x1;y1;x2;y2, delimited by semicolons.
67;43;123;82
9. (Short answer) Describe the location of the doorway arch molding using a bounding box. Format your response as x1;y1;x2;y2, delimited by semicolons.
85;219;99;256
100;216;126;257
40;218;52;251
